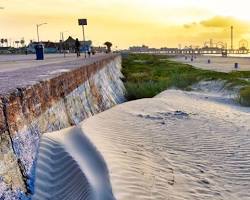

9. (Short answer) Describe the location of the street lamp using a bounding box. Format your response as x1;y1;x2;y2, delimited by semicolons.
60;30;69;57
36;23;47;42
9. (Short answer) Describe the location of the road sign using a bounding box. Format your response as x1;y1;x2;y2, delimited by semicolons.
78;19;87;26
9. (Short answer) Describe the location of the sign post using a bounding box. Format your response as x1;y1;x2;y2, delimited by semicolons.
78;19;87;58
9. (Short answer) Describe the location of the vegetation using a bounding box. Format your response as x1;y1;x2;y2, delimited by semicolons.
0;38;8;47
238;86;250;106
122;53;250;106
104;41;112;53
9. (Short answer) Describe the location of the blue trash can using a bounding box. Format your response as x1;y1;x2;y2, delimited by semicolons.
35;44;44;60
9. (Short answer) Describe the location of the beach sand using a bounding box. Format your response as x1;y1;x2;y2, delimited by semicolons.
34;89;250;199
81;90;250;200
33;126;115;200
170;56;250;72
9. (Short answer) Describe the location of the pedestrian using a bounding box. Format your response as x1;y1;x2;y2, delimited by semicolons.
91;47;96;55
87;50;91;58
75;38;80;57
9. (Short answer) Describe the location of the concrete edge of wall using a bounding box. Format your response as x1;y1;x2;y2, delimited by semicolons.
0;54;125;199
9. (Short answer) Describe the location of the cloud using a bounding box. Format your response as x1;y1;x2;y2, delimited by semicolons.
182;16;250;39
177;16;250;48
184;16;250;31
200;16;249;28
183;22;196;29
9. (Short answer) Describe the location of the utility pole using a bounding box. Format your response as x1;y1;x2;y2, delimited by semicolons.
60;32;66;58
231;26;234;50
210;39;213;48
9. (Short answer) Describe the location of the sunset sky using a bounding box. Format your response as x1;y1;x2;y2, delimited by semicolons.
1;0;250;49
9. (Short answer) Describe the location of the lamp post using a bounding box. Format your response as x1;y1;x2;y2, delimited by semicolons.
37;23;47;43
231;26;234;50
60;31;69;58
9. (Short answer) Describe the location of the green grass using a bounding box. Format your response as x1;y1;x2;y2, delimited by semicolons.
125;81;169;100
122;53;250;106
238;86;250;106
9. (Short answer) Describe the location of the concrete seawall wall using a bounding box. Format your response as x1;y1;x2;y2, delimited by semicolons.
0;55;125;199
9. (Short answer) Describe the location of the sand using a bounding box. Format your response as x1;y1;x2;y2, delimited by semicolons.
170;56;250;72
81;90;250;200
33;127;115;200
34;89;250;199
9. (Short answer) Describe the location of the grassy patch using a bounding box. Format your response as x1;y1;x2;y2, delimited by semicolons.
125;81;169;100
238;86;250;106
122;54;250;106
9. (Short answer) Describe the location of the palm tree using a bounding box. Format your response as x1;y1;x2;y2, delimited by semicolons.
20;38;25;47
15;41;20;48
0;39;4;47
4;39;8;47
104;41;112;53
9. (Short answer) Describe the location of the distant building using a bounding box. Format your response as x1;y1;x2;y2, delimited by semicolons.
129;45;149;52
0;47;12;54
26;37;92;54
27;41;59;53
62;36;92;53
62;36;76;53
93;46;107;53
160;47;178;51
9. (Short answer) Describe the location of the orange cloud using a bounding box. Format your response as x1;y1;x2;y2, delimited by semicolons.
200;16;249;28
180;16;250;45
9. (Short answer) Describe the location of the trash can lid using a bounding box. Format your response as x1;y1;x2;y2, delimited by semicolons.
36;44;44;48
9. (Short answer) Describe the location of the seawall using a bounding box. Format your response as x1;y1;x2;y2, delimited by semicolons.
0;54;125;199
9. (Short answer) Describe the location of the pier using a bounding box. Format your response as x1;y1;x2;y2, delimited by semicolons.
129;47;249;56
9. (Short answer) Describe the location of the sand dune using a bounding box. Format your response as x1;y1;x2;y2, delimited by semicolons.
81;90;250;200
34;90;250;199
33;127;115;200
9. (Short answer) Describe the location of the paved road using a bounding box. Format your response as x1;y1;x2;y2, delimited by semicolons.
0;53;102;72
0;53;114;95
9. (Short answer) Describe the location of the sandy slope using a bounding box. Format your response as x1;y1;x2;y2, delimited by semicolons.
34;90;250;199
33;127;115;200
80;90;250;200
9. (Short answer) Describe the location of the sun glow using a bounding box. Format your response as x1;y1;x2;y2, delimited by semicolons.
1;0;250;48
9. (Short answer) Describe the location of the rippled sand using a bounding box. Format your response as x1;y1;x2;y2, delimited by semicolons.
33;127;115;200
80;90;250;200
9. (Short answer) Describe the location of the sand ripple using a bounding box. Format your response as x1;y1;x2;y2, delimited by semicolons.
80;90;250;200
34;90;250;199
33;127;115;200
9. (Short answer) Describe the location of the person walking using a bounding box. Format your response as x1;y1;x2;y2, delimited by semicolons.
75;38;80;57
87;49;91;58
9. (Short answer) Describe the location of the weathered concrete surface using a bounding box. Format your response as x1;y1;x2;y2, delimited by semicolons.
0;54;125;199
0;54;85;72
